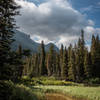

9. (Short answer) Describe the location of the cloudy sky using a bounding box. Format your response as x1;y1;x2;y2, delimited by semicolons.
15;0;100;47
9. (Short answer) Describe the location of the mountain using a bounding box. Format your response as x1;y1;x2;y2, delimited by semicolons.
11;30;59;52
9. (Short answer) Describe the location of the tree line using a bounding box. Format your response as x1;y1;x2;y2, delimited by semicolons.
23;31;100;82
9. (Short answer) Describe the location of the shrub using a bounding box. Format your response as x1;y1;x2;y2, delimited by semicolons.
0;80;39;100
12;84;38;100
89;78;100;84
0;80;14;100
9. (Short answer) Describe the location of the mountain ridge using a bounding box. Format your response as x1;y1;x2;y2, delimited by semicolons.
11;30;59;52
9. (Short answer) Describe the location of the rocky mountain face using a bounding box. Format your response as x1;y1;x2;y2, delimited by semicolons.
11;30;59;53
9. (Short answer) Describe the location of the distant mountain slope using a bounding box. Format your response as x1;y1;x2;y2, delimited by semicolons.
11;30;59;52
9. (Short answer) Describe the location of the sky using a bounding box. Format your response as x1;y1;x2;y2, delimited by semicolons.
15;0;100;48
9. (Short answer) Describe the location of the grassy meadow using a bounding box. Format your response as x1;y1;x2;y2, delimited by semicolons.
16;76;100;100
35;85;100;100
2;77;100;100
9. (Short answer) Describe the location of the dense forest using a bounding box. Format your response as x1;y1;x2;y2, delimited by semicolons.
22;31;100;82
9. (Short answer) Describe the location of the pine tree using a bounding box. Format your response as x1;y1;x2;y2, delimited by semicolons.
60;44;64;77
91;35;96;77
75;49;81;82
47;44;56;76
23;56;32;76
17;45;22;57
95;35;100;77
79;30;85;77
29;54;39;77
13;45;24;80
75;30;85;82
84;49;92;78
55;54;60;77
0;0;20;80
23;49;31;57
61;47;68;80
39;41;47;76
68;45;76;81
91;35;100;77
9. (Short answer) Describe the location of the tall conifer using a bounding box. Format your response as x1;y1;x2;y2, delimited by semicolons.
39;41;47;75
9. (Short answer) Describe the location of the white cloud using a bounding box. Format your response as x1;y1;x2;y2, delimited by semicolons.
88;19;95;26
15;0;100;47
80;5;93;13
56;35;79;47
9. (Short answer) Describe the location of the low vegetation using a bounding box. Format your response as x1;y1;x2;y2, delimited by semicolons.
34;85;100;100
20;76;100;100
21;76;82;86
0;80;44;100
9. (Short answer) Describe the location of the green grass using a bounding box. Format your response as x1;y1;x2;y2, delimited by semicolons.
21;76;82;86
13;84;45;100
34;85;100;100
20;76;100;100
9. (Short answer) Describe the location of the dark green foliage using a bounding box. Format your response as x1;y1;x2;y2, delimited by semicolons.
88;78;100;84
91;35;100;77
29;54;40;77
17;45;22;57
61;47;68;79
39;41;47;76
8;51;24;81
0;80;39;100
23;49;31;57
84;49;92;78
0;0;20;80
55;54;60;77
75;31;85;82
68;45;76;81
0;80;14;100
47;44;56;76
59;44;64;77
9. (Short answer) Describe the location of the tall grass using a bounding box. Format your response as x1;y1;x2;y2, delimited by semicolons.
20;76;100;100
35;85;100;100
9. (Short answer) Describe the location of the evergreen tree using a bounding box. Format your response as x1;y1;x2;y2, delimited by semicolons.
23;49;31;57
29;54;39;77
75;49;81;82
55;54;60;77
75;30;85;82
60;44;64;77
68;45;76;81
91;35;100;77
17;45;22;57
0;0;20;80
61;47;68;80
23;57;31;76
39;41;47;75
47;44;56;76
84;49;92;78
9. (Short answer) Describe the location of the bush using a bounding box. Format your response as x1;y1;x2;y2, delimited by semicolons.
0;80;14;100
12;84;38;100
89;78;100;84
0;80;39;100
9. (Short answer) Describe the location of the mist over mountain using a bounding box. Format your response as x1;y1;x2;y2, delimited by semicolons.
11;30;59;52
